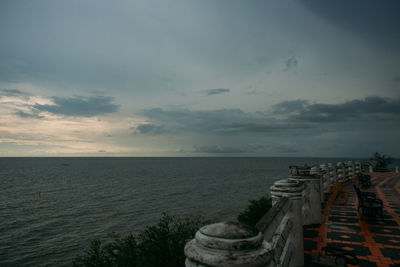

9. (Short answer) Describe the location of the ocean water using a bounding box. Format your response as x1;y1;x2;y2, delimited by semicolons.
0;157;368;266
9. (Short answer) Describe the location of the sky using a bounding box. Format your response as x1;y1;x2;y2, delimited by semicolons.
0;0;399;157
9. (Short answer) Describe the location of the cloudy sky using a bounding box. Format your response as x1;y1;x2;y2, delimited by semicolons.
1;0;399;157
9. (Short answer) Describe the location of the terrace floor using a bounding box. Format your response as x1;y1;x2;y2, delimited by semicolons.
304;172;400;267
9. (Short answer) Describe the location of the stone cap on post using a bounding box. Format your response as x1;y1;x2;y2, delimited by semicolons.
310;165;323;176
185;222;272;267
288;165;311;177
270;179;305;202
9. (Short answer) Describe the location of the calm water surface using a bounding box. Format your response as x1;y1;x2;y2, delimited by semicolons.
0;157;367;266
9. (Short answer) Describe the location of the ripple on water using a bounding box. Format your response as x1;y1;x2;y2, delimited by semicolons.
0;157;357;266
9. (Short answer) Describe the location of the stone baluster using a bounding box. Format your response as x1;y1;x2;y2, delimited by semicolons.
270;179;305;266
328;163;337;184
184;222;272;267
347;161;355;179
355;161;361;174
336;162;345;182
396;166;399;173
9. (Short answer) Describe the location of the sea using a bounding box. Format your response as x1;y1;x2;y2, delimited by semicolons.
0;157;390;266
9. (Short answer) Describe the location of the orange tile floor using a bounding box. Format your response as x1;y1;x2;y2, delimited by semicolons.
304;173;400;267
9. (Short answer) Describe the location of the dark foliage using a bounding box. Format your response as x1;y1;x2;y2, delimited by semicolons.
370;152;393;171
237;194;272;226
74;195;274;266
72;213;205;267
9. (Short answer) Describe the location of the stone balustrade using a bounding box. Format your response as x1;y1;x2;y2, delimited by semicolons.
184;161;362;266
288;168;322;225
184;222;272;267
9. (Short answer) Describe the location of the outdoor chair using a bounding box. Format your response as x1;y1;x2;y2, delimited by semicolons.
353;184;383;220
357;173;371;187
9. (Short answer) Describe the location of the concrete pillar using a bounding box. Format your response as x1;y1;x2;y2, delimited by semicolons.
347;161;355;179
310;165;324;204
355;161;361;174
320;163;330;194
288;174;322;225
184;222;272;267
270;179;305;267
369;165;374;173
328;163;337;184
336;162;345;182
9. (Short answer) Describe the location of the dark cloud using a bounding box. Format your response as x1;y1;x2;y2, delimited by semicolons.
283;55;298;71
14;110;43;119
0;88;30;98
33;95;119;117
301;0;400;51
272;96;400;123
275;144;298;154
204;88;230;96
272;99;308;114
194;144;269;154
194;145;248;154
136;107;309;135
135;124;166;135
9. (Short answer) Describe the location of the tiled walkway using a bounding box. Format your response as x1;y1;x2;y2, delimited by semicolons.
304;173;400;267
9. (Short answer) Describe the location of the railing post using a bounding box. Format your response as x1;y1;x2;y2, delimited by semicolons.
288;167;322;225
328;163;337;184
355;161;361;174
270;179;305;267
336;162;345;182
347;161;355;179
310;165;324;204
320;163;330;196
369;165;374;173
184;222;272;266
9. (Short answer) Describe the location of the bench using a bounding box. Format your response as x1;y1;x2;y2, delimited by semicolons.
353;184;383;219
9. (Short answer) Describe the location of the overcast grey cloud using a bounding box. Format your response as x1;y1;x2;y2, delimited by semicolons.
194;144;272;154
136;107;311;136
1;0;400;156
301;0;400;52
283;55;298;71
273;96;400;123
14;110;43;119
34;95;119;117
204;88;230;96
0;88;30;97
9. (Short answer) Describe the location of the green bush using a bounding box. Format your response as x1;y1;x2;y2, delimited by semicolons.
237;194;272;226
72;213;206;267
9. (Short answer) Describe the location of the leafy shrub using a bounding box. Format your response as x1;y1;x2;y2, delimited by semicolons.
237;194;272;226
73;213;206;267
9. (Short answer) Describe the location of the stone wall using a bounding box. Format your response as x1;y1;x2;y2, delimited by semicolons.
184;161;362;267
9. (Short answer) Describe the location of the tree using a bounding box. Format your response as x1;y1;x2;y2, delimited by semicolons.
237;195;272;226
73;213;206;267
370;152;392;171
